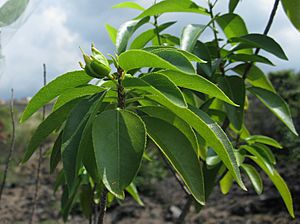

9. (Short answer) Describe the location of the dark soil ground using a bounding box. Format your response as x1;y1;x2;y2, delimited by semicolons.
0;149;299;224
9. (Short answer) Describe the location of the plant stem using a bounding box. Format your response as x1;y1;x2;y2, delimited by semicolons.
242;0;280;80
153;15;162;45
29;64;47;224
117;68;125;109
97;188;108;224
0;89;15;202
176;196;193;224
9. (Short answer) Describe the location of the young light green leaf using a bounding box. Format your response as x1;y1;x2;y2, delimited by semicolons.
126;183;144;206
116;17;150;54
143;116;205;204
21;71;91;122
230;34;288;60
135;0;208;19
245;135;282;149
249;156;295;218
241;163;263;195
180;24;206;52
105;24;118;45
92;109;146;198
220;171;233;194
218;75;245;131
158;70;238;106
22;99;80;163
281;0;300;31
112;2;145;11
130;22;176;49
53;85;104;111
231;63;275;92
248;87;298;136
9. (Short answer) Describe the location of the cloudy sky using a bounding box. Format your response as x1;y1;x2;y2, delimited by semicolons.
0;0;299;99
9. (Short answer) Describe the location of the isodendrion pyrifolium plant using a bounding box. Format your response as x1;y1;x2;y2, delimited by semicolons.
21;0;299;223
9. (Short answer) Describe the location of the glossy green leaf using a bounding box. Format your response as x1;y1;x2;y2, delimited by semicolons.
92;109;146;198
217;13;248;39
230;34;288;60
138;106;199;155
248;87;298;135
135;0;208;19
180;24;206;52
232;63;275;92
281;0;300;31
116;17;149;54
249;156;294;218
119;49;191;73
143;116;205;204
53;85;104;111
21;71;91;122
22;99;79;163
112;1;145;10
245;135;282;149
219;75;245;131
130;22;176;49
241;163;263;195
240;145;274;174
0;0;29;27
50;132;63;173
229;0;239;13
126;183;144;206
105;24;118;45
158;70;237;106
254;143;276;165
123;76;245;190
220;171;233;194
194;41;212;77
228;53;274;65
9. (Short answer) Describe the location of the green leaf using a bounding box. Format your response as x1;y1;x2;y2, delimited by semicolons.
138;106;199;156
254;143;276;165
241;163;263;195
123;77;245;190
228;53;274;65
230;34;288;60
105;24;118;45
220;171;233;194
22;99;80;163
194;41;212;77
180;24;206;52
119;49;191;73
21;71;91;122
281;0;300;31
135;0;208;19
231;63;275;92
53;85;104;111
249;156;294;217
159;70;238;106
149;48;196;73
112;1;145;10
130;22;176;49
0;0;29;27
126;183;144;206
229;0;239;13
80;184;93;218
218;75;245;131
143;116;205;204
92;109;146;198
116;17;150;54
245;135;282;149
50;132;63;173
248;87;298;136
141;73;187;108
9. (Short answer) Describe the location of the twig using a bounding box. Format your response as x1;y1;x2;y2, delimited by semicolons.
0;89;16;201
29;64;47;224
97;188;108;224
242;0;280;80
176;196;193;224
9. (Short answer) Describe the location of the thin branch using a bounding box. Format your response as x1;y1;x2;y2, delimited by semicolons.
29;64;47;224
97;188;108;224
242;0;280;80
0;89;16;201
